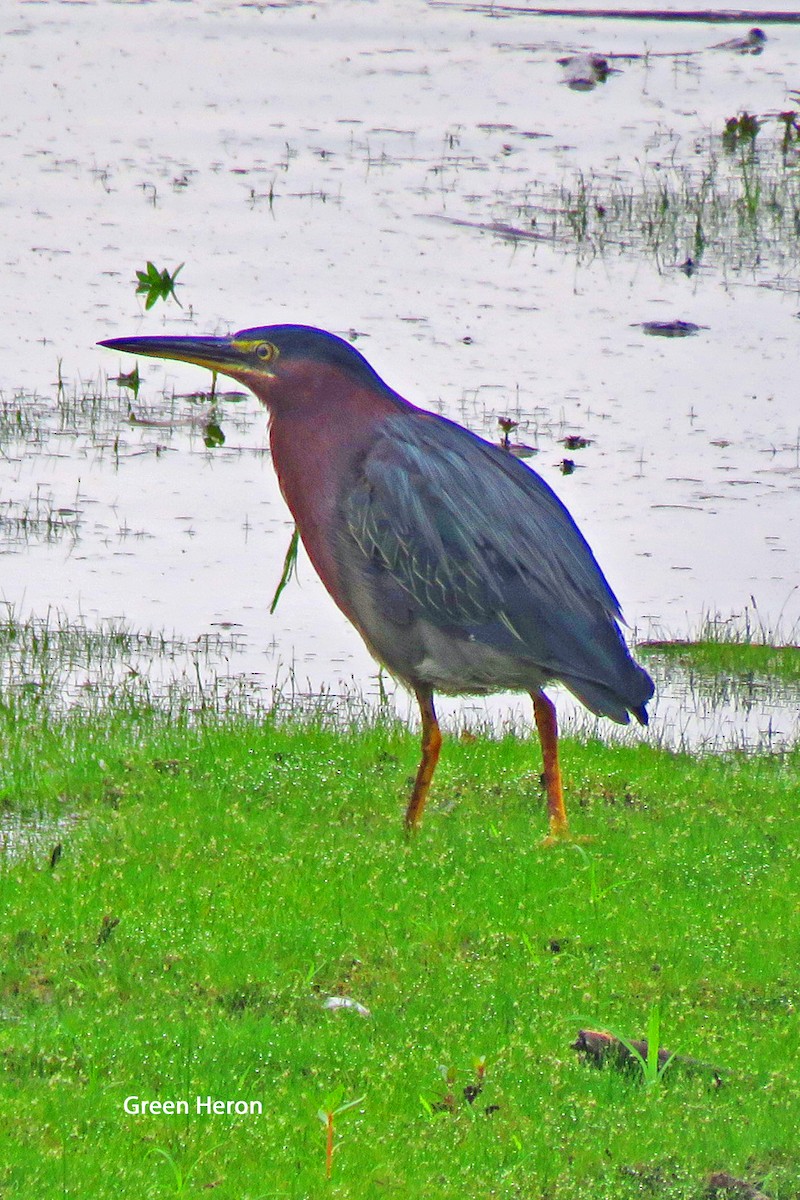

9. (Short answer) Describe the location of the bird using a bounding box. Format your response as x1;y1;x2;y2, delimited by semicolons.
99;325;654;839
709;27;767;54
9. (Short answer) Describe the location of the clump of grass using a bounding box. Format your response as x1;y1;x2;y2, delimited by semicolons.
502;123;800;271
0;494;81;548
0;608;250;720
639;605;800;685
640;640;800;685
608;1003;677;1090
721;111;761;155
0;396;43;448
0;382;134;452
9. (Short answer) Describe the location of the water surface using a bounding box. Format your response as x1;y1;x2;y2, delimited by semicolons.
3;0;799;746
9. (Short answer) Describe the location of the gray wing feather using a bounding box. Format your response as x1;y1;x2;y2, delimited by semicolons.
342;411;650;713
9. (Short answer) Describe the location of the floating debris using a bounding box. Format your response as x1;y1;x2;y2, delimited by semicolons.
113;366;140;398
635;320;707;338
707;1171;772;1200
322;996;372;1018
558;52;619;91
134;261;184;310
676;256;699;277
558;458;581;475
497;417;538;458
426;213;549;244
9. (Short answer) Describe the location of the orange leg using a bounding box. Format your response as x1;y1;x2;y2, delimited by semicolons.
405;689;442;831
532;691;569;839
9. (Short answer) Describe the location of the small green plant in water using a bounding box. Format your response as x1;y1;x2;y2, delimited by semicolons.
722;112;761;154
778;109;800;156
135;261;184;309
113;365;141;399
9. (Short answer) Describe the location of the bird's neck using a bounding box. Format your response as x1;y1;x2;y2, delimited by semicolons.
262;364;410;614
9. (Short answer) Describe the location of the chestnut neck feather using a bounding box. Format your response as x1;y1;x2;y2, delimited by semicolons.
257;359;411;619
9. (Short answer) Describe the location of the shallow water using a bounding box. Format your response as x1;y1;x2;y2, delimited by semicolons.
0;808;80;868
2;0;800;747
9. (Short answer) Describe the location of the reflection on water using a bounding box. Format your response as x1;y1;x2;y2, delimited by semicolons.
0;610;796;754
640;658;800;753
0;810;80;867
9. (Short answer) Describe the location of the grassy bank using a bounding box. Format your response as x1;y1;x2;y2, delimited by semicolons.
2;704;799;1198
640;640;800;685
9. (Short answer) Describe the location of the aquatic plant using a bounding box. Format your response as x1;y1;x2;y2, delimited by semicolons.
489;123;800;272
134;260;184;309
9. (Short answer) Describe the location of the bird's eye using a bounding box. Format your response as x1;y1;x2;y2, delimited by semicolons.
255;342;276;362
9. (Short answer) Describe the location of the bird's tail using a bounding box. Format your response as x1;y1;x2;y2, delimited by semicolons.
560;660;654;726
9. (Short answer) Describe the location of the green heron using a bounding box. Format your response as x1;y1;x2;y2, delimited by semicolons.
99;325;654;838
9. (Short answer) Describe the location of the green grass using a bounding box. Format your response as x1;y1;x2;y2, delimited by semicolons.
2;701;800;1198
639;640;800;685
497;124;800;272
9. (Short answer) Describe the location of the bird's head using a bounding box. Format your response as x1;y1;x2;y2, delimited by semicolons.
99;324;394;409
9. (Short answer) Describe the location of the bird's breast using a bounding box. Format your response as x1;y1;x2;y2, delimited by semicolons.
266;382;405;627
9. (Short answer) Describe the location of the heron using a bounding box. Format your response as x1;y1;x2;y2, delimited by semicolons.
100;325;654;838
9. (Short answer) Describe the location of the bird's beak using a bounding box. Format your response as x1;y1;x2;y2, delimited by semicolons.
98;334;253;381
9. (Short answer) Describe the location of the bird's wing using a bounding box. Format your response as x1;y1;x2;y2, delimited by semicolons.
342;411;640;696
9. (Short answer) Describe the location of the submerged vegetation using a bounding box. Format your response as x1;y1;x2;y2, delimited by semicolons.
640;608;800;686
641;639;800;685
0;607;797;751
493;112;800;272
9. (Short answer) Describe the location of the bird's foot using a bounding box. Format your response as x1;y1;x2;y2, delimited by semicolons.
540;824;594;847
403;819;420;842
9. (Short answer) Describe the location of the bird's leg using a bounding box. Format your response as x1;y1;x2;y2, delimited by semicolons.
405;688;442;832
532;691;569;839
